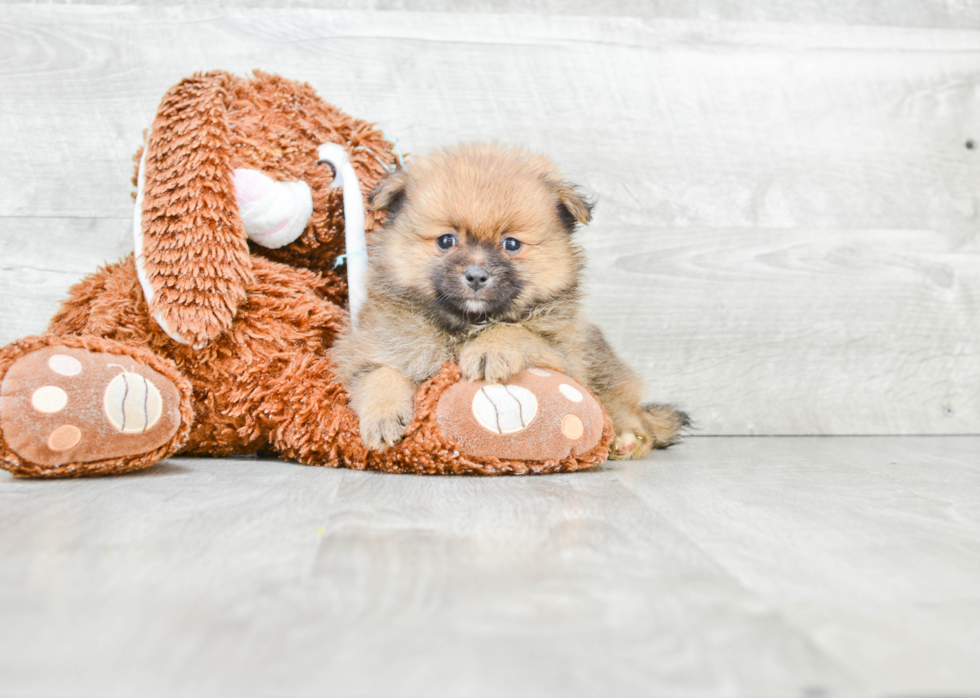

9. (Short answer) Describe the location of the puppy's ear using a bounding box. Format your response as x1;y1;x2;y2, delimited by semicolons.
554;181;593;232
135;70;252;348
369;169;409;217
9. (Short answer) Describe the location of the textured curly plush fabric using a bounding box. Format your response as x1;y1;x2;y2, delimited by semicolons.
0;70;612;479
49;256;349;459
40;257;610;476
135;70;396;347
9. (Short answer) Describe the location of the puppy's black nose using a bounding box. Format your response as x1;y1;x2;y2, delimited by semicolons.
464;266;490;291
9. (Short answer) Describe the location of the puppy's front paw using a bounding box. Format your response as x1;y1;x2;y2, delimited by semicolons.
360;402;413;451
349;366;417;451
459;343;527;384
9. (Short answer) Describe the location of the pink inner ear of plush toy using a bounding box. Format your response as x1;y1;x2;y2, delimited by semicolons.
434;368;605;461
232;169;274;205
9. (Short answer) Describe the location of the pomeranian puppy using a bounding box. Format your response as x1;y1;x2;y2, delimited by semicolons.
331;143;688;459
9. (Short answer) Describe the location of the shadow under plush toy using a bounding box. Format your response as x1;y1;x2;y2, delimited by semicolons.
0;70;614;478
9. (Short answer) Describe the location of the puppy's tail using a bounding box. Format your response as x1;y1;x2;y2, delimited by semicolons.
639;403;691;449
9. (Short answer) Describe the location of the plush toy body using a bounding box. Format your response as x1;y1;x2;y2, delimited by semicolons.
0;70;612;479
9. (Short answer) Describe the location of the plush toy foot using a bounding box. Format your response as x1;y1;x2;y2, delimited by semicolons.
433;367;612;471
283;364;611;476
0;336;192;478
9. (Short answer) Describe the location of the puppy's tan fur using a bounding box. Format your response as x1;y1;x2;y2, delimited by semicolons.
332;143;688;459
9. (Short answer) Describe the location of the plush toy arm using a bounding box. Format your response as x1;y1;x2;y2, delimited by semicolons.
134;72;253;349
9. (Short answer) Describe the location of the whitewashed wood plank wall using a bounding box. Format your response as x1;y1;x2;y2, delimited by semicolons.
1;2;978;435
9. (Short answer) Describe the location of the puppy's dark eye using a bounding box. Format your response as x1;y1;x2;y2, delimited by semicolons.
437;234;458;250
502;237;522;253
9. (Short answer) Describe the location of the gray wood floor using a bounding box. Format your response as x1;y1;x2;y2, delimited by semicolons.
2;436;979;697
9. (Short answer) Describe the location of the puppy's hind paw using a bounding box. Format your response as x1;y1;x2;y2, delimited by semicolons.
610;431;646;460
640;403;691;449
609;405;691;460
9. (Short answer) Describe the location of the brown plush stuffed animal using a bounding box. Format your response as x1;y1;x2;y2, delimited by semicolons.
0;70;612;479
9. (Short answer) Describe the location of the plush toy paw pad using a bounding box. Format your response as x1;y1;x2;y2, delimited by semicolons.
471;384;538;434
0;346;182;468
561;414;585;440
436;369;605;462
48;424;82;451
48;354;82;376
103;371;164;433
31;385;69;413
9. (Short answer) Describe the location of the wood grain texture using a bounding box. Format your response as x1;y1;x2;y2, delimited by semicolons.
5;0;980;30
618;436;980;694
0;217;133;339
2;437;979;696
0;6;978;434
583;225;980;434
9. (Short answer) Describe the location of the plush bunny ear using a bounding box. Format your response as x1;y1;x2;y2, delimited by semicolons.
134;71;252;349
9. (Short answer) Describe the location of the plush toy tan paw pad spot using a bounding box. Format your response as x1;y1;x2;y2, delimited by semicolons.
47;425;82;452
561;414;584;440
436;369;605;462
0;346;182;467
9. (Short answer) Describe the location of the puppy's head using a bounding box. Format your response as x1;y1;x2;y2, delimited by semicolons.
369;143;593;331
